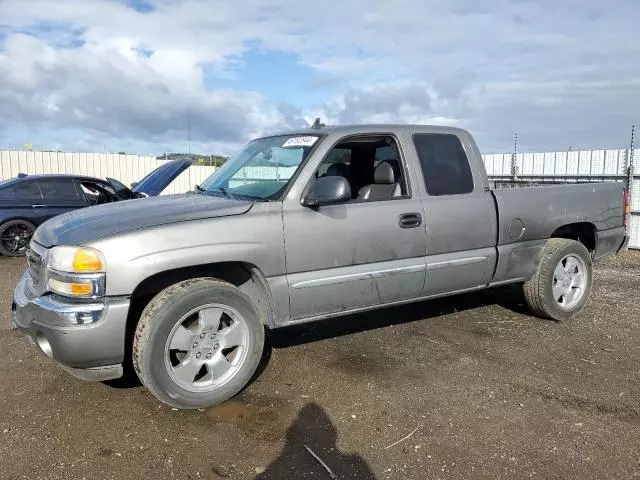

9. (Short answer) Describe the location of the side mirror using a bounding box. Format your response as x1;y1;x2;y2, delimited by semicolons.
302;176;351;207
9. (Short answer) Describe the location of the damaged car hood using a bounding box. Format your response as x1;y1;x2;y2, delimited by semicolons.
33;193;253;247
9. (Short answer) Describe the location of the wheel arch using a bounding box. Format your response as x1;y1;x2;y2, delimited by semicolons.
0;216;39;227
127;261;275;331
550;222;596;254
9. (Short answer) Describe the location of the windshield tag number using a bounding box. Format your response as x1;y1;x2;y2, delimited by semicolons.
282;136;318;148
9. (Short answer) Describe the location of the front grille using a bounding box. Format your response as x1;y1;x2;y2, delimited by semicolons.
26;242;46;287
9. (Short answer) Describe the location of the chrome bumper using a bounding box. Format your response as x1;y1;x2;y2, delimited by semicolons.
12;271;130;381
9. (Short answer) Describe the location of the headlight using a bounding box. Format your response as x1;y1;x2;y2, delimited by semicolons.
47;246;106;298
48;246;105;273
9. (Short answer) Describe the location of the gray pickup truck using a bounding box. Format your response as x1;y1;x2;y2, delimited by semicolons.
12;125;628;409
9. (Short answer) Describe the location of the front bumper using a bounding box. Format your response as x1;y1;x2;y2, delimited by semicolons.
12;271;130;381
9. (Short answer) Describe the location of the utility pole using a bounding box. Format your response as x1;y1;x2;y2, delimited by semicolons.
187;107;191;155
511;132;519;181
626;125;635;229
629;124;635;180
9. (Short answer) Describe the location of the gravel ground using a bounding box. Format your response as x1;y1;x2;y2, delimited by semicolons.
1;252;639;480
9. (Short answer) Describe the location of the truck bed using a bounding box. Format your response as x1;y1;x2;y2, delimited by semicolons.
489;181;626;284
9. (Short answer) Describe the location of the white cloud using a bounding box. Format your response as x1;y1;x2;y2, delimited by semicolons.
0;0;639;153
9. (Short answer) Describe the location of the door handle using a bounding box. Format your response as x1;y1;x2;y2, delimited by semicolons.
32;204;47;208
399;212;422;228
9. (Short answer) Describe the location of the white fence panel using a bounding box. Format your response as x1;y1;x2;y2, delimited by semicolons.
629;215;640;249
0;150;217;196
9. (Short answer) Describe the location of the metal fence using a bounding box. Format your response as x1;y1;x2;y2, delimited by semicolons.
1;148;638;249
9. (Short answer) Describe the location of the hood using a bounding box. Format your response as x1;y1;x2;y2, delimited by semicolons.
106;159;192;199
33;193;253;247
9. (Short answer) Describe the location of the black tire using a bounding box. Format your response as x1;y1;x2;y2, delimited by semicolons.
523;238;593;321
132;278;265;409
0;219;36;257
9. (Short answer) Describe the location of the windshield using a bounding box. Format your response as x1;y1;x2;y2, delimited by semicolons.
199;134;321;200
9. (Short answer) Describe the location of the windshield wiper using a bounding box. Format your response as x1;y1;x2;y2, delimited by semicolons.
197;185;263;201
216;186;231;198
195;184;233;198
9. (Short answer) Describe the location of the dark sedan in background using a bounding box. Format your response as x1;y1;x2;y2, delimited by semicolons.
0;159;191;256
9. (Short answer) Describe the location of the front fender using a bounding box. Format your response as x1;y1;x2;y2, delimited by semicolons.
87;203;286;296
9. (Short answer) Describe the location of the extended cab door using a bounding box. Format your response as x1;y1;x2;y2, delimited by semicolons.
282;133;427;321
406;131;498;296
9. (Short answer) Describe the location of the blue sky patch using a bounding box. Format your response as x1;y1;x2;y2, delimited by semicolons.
123;0;155;13
205;49;331;107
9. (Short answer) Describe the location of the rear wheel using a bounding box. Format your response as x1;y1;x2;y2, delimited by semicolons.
0;220;35;257
132;278;265;409
523;238;593;321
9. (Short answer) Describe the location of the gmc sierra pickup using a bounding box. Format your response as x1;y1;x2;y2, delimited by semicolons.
12;124;629;409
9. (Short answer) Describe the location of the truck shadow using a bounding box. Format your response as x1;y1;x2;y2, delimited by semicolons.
254;402;376;480
269;283;530;349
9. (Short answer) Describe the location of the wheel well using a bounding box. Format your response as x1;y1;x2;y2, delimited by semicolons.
122;262;274;374
0;217;37;227
550;222;596;252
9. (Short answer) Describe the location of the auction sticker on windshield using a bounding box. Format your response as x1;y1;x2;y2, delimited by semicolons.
282;136;318;148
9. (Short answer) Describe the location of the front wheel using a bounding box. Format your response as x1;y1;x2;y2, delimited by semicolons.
133;278;265;409
523;238;593;321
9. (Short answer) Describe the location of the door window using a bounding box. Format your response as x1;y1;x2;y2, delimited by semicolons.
314;135;408;201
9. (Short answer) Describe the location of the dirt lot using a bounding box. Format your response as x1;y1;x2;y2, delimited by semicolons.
1;253;639;480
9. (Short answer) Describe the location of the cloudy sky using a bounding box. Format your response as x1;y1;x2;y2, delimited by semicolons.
0;0;638;155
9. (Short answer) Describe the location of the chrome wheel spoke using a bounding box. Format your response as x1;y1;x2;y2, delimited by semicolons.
198;307;223;330
552;282;565;301
218;321;243;348
565;287;578;304
573;271;585;286
169;325;194;350
207;353;232;379
564;257;573;274
173;358;202;385
553;263;565;282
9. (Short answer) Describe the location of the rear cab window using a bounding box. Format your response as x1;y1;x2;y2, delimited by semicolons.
412;134;474;196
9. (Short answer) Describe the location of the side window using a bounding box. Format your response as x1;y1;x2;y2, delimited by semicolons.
316;147;351;177
315;135;408;202
4;181;43;200
39;179;79;200
413;134;474;196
